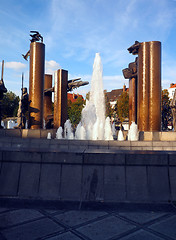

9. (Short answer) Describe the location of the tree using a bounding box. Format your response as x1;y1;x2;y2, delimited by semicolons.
1;91;20;119
67;96;85;129
115;91;129;123
104;93;113;119
162;89;172;130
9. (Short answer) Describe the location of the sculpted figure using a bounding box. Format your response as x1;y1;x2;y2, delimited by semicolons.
16;88;29;129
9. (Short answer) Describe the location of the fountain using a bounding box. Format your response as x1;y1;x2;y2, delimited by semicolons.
128;121;139;141
75;53;113;140
56;126;63;139
118;129;124;141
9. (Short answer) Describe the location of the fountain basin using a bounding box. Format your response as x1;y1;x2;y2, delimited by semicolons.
0;136;176;205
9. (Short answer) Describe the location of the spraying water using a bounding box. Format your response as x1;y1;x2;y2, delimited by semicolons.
128;122;139;141
76;53;113;140
56;126;63;139
118;129;124;141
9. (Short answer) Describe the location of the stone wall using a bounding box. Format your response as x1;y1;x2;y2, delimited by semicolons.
0;143;176;204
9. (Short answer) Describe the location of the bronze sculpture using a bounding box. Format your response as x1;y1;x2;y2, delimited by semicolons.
16;87;29;129
170;90;176;131
28;31;45;129
0;60;7;128
122;58;138;126
123;41;161;132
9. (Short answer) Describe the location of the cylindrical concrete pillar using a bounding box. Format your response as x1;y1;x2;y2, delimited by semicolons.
137;42;150;131
44;74;52;121
148;41;161;131
54;69;68;129
129;77;137;126
28;42;45;129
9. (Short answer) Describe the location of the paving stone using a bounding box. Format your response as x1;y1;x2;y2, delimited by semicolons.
77;216;136;240
60;165;82;201
119;229;165;240
82;165;104;201
147;166;170;201
0;209;43;228
0;162;20;196
104;166;126;201
18;163;40;197
2;218;63;240
54;210;107;227
149;215;176;239
46;231;83;240
126;166;148;201
39;164;61;199
118;212;167;224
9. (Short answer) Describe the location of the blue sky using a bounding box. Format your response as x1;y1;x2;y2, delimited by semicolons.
0;0;176;97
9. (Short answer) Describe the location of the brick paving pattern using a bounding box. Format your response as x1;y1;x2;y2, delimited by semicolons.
0;205;176;240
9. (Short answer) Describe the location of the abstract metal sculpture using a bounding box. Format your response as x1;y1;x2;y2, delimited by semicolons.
28;31;45;129
122;58;138;125
123;41;161;132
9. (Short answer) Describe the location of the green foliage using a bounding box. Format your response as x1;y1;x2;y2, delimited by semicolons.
162;89;172;130
115;91;129;123
1;91;20;119
67;96;85;129
105;93;113;118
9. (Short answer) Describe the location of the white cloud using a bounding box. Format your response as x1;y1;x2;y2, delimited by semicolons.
4;62;26;71
45;60;61;74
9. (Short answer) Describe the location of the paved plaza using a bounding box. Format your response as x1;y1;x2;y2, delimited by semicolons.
0;203;176;240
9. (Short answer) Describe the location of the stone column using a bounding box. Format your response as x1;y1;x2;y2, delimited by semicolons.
54;69;68;129
28;41;45;129
44;74;52;122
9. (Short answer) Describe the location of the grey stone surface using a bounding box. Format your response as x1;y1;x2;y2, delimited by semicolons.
118;212;167;224
26;129;41;138
148;166;170;201
88;140;109;149
40;129;56;139
54;210;107;227
42;152;83;164
18;163;40;197
169;154;176;165
3;151;42;162
109;141;130;148
60;165;82;201
0;162;20;196
83;152;115;165
82;165;104;201
46;232;83;240
120;229;164;240
0;209;43;228
130;141;152;147
149;215;176;239
39;164;61;199
126;153;168;165
126;166;148;201
2;218;63;240
169;167;176;200
5;129;22;138
104;166;126;201
0;206;176;240
77;216;136;240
